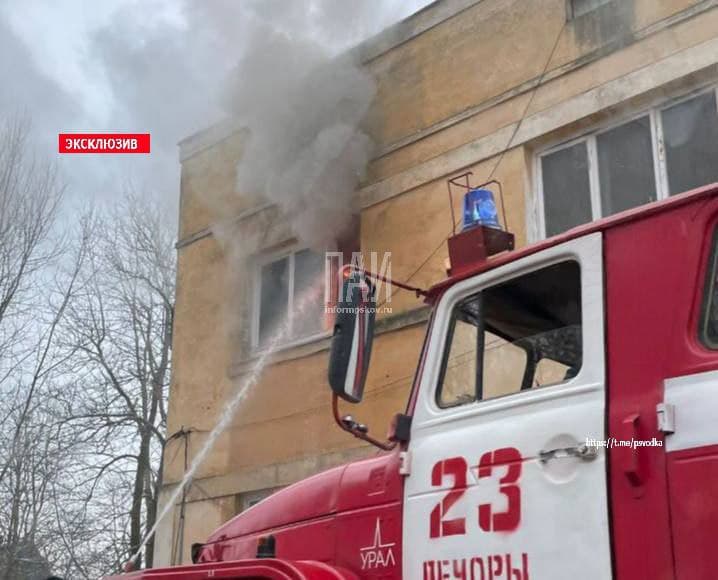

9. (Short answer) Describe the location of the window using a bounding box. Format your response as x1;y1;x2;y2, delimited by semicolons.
700;229;718;349
437;261;582;408
663;91;718;195
541;142;593;237
253;248;327;349
235;488;278;513
538;88;718;237
567;0;613;19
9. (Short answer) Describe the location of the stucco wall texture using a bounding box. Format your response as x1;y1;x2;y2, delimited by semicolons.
156;0;718;565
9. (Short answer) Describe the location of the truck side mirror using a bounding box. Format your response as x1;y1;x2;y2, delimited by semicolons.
328;271;375;403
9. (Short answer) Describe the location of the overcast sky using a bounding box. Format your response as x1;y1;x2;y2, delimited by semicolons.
0;0;431;218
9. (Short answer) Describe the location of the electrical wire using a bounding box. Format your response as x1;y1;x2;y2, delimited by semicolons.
376;16;568;306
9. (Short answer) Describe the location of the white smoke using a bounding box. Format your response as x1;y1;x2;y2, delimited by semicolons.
223;4;392;250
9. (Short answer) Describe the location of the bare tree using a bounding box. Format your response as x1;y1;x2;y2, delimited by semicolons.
58;192;175;570
0;116;175;577
0;115;71;580
0;116;63;376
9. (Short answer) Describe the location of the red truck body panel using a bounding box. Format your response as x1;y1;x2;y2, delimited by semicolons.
111;184;718;579
605;189;718;580
105;559;360;579
198;450;404;577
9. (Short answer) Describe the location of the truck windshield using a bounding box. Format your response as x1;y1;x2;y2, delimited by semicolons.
437;260;582;407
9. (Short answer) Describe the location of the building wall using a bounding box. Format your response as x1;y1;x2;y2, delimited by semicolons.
156;0;718;565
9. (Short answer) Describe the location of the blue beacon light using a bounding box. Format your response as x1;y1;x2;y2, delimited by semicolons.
462;188;501;231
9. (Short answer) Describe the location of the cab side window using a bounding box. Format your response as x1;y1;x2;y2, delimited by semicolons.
437;261;582;408
700;228;718;348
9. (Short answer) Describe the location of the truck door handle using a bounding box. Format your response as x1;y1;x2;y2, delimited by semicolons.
539;443;598;464
618;412;646;488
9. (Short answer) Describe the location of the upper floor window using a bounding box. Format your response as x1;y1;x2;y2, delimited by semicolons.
538;87;718;237
252;248;328;349
437;261;582;408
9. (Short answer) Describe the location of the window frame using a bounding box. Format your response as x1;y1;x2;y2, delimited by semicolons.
251;246;330;352
435;259;582;409
435;298;484;409
414;233;603;429
699;227;718;350
534;84;718;240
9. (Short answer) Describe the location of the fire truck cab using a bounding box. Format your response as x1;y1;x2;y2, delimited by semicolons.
114;183;718;580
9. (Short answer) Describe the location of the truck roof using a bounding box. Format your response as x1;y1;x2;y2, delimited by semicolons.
426;182;718;302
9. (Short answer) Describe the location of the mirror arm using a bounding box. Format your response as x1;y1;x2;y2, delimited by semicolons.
332;393;397;452
346;265;428;298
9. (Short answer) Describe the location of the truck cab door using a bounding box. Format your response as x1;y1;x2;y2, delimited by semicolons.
404;233;612;579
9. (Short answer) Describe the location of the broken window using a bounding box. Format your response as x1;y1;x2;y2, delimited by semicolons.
437;261;582;408
539;87;718;237
254;248;327;349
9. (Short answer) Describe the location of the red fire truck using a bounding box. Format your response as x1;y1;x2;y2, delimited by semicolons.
109;182;718;579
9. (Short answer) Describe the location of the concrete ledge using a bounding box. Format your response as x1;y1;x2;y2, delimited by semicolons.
372;0;718;160
162;444;375;504
360;32;718;208
376;303;431;334
177;2;716;171
229;305;431;378
178;118;245;162
176;0;485;163
175;202;274;250
355;0;485;63
175;3;718;229
229;334;332;378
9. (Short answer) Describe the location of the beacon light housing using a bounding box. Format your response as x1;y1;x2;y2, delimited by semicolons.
445;173;515;276
462;188;501;231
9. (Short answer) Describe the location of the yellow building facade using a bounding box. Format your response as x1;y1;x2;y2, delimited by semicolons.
155;0;718;565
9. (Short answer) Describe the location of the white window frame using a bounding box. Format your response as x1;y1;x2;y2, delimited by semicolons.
534;84;718;240
251;246;329;352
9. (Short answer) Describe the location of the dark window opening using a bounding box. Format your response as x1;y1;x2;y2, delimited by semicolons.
437;261;582;408
597;115;656;216
542;142;592;237
662;91;718;195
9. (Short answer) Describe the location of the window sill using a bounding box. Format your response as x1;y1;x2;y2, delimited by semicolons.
230;331;333;377
229;305;432;378
256;330;332;354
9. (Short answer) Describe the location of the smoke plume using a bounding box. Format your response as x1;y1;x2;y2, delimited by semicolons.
223;3;393;250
